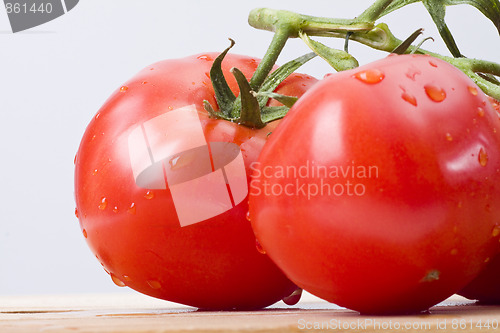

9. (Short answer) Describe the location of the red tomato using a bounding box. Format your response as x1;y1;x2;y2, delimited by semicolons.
249;54;500;314
74;52;317;310
458;96;500;304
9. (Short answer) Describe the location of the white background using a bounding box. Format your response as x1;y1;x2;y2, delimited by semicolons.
0;0;498;298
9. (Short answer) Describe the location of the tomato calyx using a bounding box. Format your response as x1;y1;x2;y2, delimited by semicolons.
204;39;316;129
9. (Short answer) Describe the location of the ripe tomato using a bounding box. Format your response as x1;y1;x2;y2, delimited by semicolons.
249;54;500;314
458;97;500;304
74;52;317;310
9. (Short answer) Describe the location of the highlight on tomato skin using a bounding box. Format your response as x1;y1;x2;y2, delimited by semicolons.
248;54;500;315
73;52;318;310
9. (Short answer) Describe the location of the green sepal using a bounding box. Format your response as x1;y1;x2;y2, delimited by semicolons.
254;91;298;108
209;39;237;117
256;52;316;108
299;31;359;71
231;67;266;129
260;106;290;123
391;28;424;54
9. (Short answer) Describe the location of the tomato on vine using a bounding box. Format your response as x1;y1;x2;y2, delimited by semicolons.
249;54;500;314
74;49;317;310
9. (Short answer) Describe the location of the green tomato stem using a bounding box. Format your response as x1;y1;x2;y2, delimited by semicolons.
356;0;397;22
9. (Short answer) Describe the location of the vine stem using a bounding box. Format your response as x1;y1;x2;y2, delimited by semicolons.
248;8;500;100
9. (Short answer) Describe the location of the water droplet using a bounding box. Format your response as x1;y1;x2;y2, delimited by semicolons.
246;211;251;222
282;288;303;305
111;274;126;287
468;86;478;96
98;197;108;210
405;68;421;81
127;203;136;215
169;156;180;169
74;154;77;165
353;69;385;84
429;60;438;67
113;206;119;213
144;190;155;200
424;84;446;102
479;148;488;167
120;86;129;93
402;92;417;106
323;73;334;79
450;248;458;255
478;107;485;117
492;225;500;237
147;280;162;289
82;229;87;238
255;239;266;254
92;169;98;176
141;81;148;85
197;55;213;61
94;113;101;120
421;269;440;282
123;275;132;282
75;208;79;218
445;133;453;141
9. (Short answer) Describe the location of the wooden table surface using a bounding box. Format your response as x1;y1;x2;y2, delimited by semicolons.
1;292;499;333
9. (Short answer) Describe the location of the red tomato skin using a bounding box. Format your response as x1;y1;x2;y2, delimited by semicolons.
249;54;500;314
458;97;500;304
74;53;317;310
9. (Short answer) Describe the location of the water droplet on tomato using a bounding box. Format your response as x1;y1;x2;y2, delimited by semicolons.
468;86;478;96
479;148;488;167
94;113;101;120
113;206;119;213
429;60;438;67
492;225;500;237
98;197;108;210
111;274;126;287
169;156;180;169
445;133;453;141
141;81;148;85
478;107;485;117
92;169;98;176
82;229;87;238
282;288;303;305
197;55;213;61
255;239;266;254
246;211;251;222
353;69;385;84
144;191;155;200
75;208;79;219
424;85;446;102
401;92;417;106
128;203;136;215
120;86;129;93
405;68;421;81
123;275;132;282
147;280;162;289
323;73;334;79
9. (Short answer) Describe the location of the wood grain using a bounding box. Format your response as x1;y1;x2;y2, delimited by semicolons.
0;293;499;333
